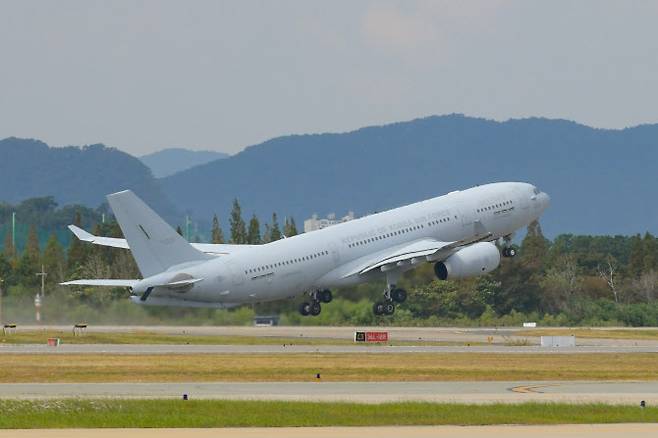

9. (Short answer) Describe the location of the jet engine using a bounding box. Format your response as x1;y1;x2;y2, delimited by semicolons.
434;242;500;280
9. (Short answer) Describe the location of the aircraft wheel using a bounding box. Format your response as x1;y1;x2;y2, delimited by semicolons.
384;302;395;315
507;248;517;257
309;301;322;316
391;288;407;303
373;302;385;316
320;289;333;303
299;302;311;316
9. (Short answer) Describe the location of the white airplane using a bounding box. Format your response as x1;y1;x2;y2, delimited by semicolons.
62;182;550;316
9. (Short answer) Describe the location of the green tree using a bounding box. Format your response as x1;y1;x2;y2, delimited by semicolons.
0;252;12;287
15;251;40;288
643;232;657;272
2;231;14;260
67;211;87;273
269;213;281;241
628;234;645;278
25;225;41;265
520;220;549;271
42;233;66;284
211;214;225;244
229;199;247;244
284;217;298;236
247;214;261;244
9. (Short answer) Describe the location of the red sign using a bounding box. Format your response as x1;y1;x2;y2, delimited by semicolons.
365;331;388;342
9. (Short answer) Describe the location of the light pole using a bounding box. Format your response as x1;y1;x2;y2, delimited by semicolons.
35;265;47;323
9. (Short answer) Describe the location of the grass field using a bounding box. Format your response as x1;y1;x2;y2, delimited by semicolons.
0;399;656;428
3;352;658;382
517;328;658;340
0;330;475;346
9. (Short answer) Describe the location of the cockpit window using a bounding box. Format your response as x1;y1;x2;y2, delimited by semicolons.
533;187;540;195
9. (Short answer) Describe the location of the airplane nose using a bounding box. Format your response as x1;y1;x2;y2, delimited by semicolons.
541;192;550;209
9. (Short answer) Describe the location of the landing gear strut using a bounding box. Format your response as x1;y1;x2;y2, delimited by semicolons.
299;289;332;316
373;283;406;316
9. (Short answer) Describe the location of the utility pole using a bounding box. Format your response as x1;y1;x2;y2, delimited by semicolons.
11;212;16;251
35;265;47;323
0;277;4;325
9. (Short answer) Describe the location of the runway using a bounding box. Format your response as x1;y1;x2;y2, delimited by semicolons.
2;343;658;354
2;381;657;404
3;425;658;438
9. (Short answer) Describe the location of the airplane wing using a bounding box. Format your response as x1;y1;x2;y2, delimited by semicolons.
345;232;493;277
60;279;139;287
68;225;255;255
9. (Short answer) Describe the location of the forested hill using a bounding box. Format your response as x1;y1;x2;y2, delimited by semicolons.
0;137;177;221
161;115;658;237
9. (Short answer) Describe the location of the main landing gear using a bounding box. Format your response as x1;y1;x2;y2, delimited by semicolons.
373;285;407;316
299;289;332;316
502;247;517;258
500;234;517;258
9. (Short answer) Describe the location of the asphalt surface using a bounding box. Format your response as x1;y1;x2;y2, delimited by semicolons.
4;425;658;438
3;343;658;354
2;381;657;404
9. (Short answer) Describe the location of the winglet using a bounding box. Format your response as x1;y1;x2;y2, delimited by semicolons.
68;225;95;242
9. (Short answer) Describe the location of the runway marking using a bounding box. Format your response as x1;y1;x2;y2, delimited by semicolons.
510;383;562;394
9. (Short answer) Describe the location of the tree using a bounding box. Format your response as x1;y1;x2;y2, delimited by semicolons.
42;233;66;284
229;199;247;244
540;254;582;312
269;213;281;241
211;214;225;244
643;233;658;272
67;210;87;272
284;217;298;237
247;214;261;244
628;234;645;278
597;255;620;303
2;231;14;260
520;220;549;271
25;225;41;265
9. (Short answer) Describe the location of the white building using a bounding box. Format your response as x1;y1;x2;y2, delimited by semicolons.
304;211;355;233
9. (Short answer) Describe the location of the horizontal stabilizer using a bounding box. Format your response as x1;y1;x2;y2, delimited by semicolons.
68;225;129;249
60;279;139;287
68;225;256;255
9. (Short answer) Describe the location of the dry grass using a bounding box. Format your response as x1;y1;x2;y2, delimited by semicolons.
517;328;658;340
2;353;658;383
0;330;473;347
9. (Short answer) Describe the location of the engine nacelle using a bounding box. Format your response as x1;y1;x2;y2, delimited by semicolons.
434;242;501;280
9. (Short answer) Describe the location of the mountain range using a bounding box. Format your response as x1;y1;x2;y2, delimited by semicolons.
139;148;228;178
161;115;658;238
0;137;177;221
2;115;657;237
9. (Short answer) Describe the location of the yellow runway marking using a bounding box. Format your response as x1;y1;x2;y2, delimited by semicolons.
510;383;562;393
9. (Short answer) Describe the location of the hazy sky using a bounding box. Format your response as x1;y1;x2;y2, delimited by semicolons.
2;1;658;155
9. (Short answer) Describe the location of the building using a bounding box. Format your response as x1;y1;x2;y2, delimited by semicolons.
304;211;355;233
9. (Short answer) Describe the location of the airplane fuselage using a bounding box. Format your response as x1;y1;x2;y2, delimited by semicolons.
132;182;549;308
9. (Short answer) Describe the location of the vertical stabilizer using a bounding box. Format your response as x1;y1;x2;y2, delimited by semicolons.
107;190;211;277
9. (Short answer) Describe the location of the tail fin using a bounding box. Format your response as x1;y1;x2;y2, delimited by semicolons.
107;190;211;277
